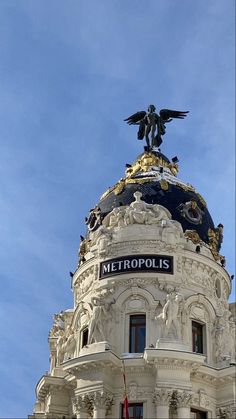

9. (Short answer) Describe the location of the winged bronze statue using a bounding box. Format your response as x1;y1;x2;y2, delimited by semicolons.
124;105;189;149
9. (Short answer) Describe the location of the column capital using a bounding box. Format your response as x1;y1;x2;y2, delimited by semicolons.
72;394;92;414
173;390;193;408
153;388;173;406
216;405;235;419
90;390;113;410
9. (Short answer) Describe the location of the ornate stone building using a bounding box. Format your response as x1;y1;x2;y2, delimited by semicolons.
30;146;235;419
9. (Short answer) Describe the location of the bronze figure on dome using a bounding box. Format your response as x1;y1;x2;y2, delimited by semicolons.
124;105;188;149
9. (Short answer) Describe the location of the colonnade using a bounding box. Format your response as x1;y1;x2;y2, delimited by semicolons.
73;388;193;419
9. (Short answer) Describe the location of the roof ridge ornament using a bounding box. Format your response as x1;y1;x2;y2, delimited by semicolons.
124;105;189;150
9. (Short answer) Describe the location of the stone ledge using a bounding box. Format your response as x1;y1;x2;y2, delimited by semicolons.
144;348;205;367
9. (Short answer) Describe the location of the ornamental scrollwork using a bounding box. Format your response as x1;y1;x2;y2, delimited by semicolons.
172;390;193;407
153;388;173;405
216;405;236;419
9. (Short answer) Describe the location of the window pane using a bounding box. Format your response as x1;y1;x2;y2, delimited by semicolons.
137;326;145;352
129;315;146;353
191;408;207;419
192;321;203;353
122;403;143;419
82;328;88;347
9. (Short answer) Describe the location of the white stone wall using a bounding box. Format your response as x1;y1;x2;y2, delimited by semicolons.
31;198;235;418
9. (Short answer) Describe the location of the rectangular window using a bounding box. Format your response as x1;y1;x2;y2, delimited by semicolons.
81;327;88;347
192;321;204;354
191;408;207;419
129;314;146;353
121;402;143;419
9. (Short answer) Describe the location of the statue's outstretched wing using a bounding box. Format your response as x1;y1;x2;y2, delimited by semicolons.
124;111;146;125
160;109;189;123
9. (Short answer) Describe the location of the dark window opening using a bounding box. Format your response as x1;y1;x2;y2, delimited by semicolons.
192;321;204;354
121;402;143;419
191;408;207;419
129;314;146;353
82;327;88;347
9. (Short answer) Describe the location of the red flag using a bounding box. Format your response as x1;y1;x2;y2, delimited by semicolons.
122;360;129;419
124;395;129;419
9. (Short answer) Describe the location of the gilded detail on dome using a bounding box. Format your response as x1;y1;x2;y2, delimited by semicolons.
160;179;169;191
125;151;179;178
184;230;201;244
97;150;216;250
208;225;225;263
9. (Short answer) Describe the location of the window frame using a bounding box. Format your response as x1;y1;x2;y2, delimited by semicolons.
129;314;146;353
81;327;89;348
192;320;205;354
121;402;143;419
190;407;207;419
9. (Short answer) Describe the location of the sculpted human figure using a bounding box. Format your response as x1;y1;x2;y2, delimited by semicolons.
124;191;154;225
124;105;188;149
56;330;66;365
215;311;230;363
156;292;182;339
50;311;65;337
89;225;113;257
79;235;88;265
87;295;116;344
103;207;126;229
63;327;76;361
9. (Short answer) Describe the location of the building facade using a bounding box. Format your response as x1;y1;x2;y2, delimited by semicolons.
30;148;235;419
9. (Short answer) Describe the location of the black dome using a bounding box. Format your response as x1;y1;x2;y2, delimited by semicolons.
98;180;214;244
97;150;215;245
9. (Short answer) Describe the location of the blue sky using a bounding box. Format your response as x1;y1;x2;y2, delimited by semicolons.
0;0;235;416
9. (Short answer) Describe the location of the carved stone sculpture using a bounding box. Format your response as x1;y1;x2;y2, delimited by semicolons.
72;394;93;416
50;311;65;337
156;292;183;340
90;390;113;411
129;382;138;400
56;330;66;365
102;192;172;231
215;311;231;364
217;406;235;419
87;295;116;344
63;327;76;361
102;207;126;228
78;235;88;265
173;390;193;407
153;388;173;405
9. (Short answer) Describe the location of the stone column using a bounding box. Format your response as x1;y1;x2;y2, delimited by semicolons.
153;388;172;419
91;390;113;419
73;395;90;419
174;390;193;419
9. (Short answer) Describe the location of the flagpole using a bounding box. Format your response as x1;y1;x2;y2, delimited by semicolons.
122;359;129;419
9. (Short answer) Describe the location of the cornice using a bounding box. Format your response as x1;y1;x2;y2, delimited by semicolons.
144;348;205;370
36;374;73;402
62;350;121;375
192;364;235;385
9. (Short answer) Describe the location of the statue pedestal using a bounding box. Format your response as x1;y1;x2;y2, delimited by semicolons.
79;341;111;356
156;338;189;352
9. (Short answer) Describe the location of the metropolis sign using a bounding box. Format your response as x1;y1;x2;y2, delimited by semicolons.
99;255;173;279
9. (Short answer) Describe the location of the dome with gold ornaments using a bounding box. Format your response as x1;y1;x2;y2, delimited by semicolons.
85;150;224;261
